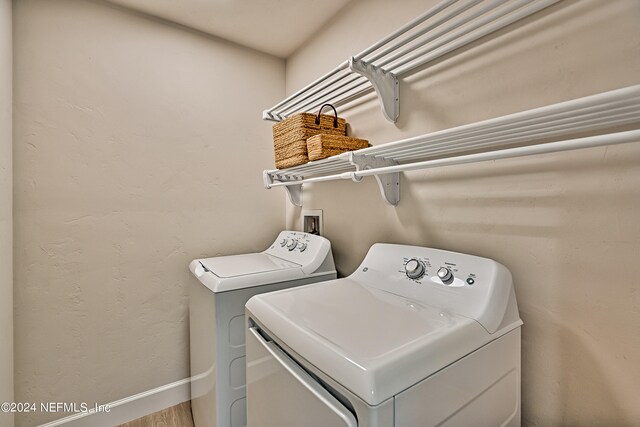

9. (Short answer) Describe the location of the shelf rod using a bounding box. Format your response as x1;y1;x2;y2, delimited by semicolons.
375;0;509;68
276;74;367;117
272;69;357;117
388;108;640;160
268;131;640;187
355;0;461;60
365;0;486;64
351;130;640;178
264;62;349;119
357;85;640;156
370;98;640;158
290;81;373;120
388;0;555;73
270;155;351;175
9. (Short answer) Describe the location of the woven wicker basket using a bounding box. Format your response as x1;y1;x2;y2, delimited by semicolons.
307;134;369;161
272;104;346;169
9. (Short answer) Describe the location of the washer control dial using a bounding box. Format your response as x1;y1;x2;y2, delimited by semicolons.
405;258;426;280
286;239;298;251
280;238;287;247
437;266;454;285
298;242;307;252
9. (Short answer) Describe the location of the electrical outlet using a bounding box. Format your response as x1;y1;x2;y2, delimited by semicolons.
302;209;323;236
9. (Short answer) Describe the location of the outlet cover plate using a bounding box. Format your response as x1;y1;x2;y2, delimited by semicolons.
302;209;323;236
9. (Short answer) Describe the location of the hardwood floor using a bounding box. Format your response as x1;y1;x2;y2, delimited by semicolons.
116;402;194;427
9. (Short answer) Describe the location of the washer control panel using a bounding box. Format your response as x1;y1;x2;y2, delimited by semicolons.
265;231;332;275
277;232;312;253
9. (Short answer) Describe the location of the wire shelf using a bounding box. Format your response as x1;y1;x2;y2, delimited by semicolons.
262;0;560;123
263;85;640;206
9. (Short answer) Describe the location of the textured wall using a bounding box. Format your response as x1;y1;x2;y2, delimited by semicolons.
0;0;13;426
13;0;284;425
285;0;640;424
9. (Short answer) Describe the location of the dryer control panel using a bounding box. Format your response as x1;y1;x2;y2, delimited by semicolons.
350;243;519;334
399;255;474;288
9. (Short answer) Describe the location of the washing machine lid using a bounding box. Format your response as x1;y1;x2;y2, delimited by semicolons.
191;253;307;293
246;278;492;406
199;253;299;278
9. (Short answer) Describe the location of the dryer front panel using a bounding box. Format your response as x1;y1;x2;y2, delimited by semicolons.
246;326;357;427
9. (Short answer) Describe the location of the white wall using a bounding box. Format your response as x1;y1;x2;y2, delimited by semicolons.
0;0;13;426
12;0;284;425
286;0;640;424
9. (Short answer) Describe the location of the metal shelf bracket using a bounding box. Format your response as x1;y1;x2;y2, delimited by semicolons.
349;57;399;123
349;153;400;206
284;184;303;207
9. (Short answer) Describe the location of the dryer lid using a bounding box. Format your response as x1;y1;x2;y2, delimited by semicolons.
246;278;492;406
199;253;299;278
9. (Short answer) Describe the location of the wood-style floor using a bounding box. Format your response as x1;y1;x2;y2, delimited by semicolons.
116;402;194;427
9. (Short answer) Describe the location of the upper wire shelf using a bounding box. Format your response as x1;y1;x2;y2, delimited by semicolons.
262;0;560;123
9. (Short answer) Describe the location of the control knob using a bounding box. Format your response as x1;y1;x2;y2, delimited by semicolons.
280;238;287;247
298;242;307;252
286;239;298;251
405;258;426;280
437;266;454;285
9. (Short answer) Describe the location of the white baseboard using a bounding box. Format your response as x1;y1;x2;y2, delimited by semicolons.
38;377;190;427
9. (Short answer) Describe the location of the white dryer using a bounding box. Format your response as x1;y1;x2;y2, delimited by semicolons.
189;231;336;427
245;243;522;427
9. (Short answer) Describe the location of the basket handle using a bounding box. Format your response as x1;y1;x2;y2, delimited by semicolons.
315;104;339;128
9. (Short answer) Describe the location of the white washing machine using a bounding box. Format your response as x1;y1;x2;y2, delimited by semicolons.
189;231;336;427
245;243;523;427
